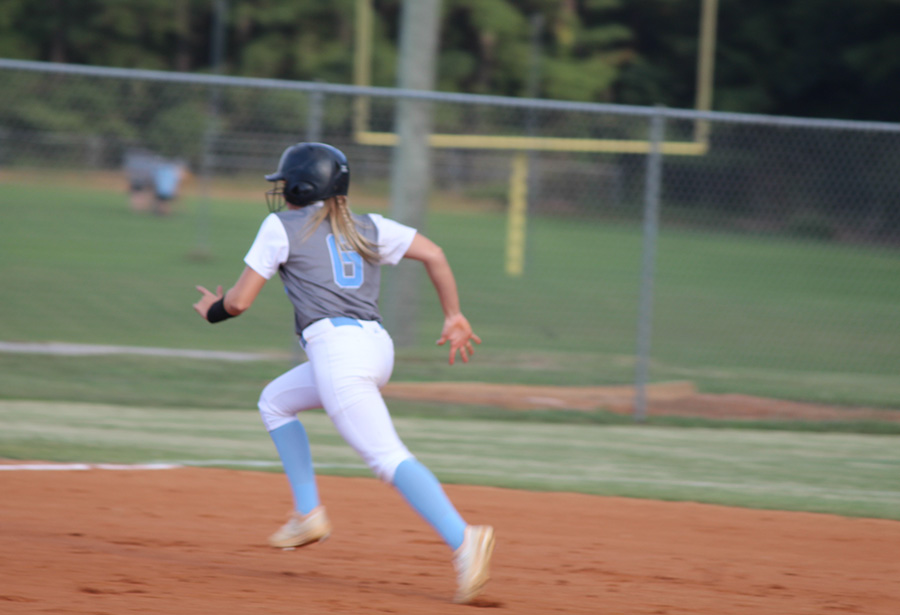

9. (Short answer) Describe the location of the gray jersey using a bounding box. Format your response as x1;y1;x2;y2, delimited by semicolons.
275;208;383;334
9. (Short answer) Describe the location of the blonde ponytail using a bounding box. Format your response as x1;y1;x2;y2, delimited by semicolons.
304;196;380;264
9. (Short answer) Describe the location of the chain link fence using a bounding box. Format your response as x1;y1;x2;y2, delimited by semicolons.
2;59;898;414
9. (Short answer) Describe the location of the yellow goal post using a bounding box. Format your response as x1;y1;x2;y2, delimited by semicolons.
352;0;718;276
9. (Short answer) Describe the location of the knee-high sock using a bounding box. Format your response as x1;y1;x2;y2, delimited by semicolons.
269;420;319;515
392;458;467;550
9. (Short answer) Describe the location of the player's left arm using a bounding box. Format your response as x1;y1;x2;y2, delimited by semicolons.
403;233;481;364
193;266;267;322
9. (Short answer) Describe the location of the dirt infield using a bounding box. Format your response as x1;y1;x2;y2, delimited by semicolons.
2;467;898;614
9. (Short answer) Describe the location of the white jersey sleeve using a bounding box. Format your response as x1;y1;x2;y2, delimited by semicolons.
369;214;417;265
243;213;290;279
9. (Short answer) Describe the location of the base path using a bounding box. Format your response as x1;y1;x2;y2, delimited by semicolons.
1;466;898;614
382;380;900;422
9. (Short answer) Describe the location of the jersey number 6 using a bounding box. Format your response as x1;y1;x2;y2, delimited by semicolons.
326;234;364;289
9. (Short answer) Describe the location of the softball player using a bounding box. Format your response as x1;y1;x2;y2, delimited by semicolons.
192;142;494;604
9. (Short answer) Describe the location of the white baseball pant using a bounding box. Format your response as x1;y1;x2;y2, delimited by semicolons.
257;317;414;483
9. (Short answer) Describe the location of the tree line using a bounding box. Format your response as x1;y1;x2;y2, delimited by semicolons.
1;0;899;122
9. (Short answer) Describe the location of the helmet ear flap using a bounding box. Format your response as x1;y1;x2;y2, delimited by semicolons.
285;180;316;206
331;161;350;197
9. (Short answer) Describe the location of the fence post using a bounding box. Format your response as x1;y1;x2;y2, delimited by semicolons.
383;0;442;346
633;107;666;422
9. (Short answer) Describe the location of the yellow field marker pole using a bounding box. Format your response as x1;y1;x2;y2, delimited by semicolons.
694;0;719;143
353;0;373;136
505;152;529;277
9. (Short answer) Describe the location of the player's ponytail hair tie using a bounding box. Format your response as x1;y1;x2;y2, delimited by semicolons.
304;196;379;264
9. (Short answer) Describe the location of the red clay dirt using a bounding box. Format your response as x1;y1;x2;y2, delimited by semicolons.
1;466;898;614
382;380;900;422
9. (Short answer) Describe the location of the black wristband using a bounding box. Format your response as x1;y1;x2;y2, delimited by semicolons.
206;298;234;323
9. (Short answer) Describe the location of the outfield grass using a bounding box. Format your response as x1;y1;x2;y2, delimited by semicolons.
2;400;898;520
1;179;899;408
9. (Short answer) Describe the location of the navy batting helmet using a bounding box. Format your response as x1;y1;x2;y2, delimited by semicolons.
265;142;350;211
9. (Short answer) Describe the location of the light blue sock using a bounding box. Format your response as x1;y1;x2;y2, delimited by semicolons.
392;458;467;550
269;420;319;515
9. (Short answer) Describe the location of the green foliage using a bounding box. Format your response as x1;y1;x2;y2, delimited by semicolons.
712;0;900;121
0;73;127;136
230;0;358;82
0;0;198;69
451;0;525;34
612;0;701;108
0;1;634;103
2;0;899;120
145;100;208;159
0;0;36;58
439;0;633;100
542;55;620;102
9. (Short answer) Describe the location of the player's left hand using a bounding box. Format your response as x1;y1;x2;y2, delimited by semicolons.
193;285;223;320
437;313;482;365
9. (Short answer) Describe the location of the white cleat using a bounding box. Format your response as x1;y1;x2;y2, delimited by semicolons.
268;506;332;549
452;525;495;604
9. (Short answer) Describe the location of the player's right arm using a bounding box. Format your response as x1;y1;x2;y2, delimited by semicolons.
193;213;286;323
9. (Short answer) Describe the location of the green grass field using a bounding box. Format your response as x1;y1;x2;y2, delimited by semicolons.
2;179;898;407
1;177;899;521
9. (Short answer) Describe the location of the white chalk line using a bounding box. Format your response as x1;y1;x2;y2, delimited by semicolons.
0;341;286;362
0;461;365;472
0;462;181;471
